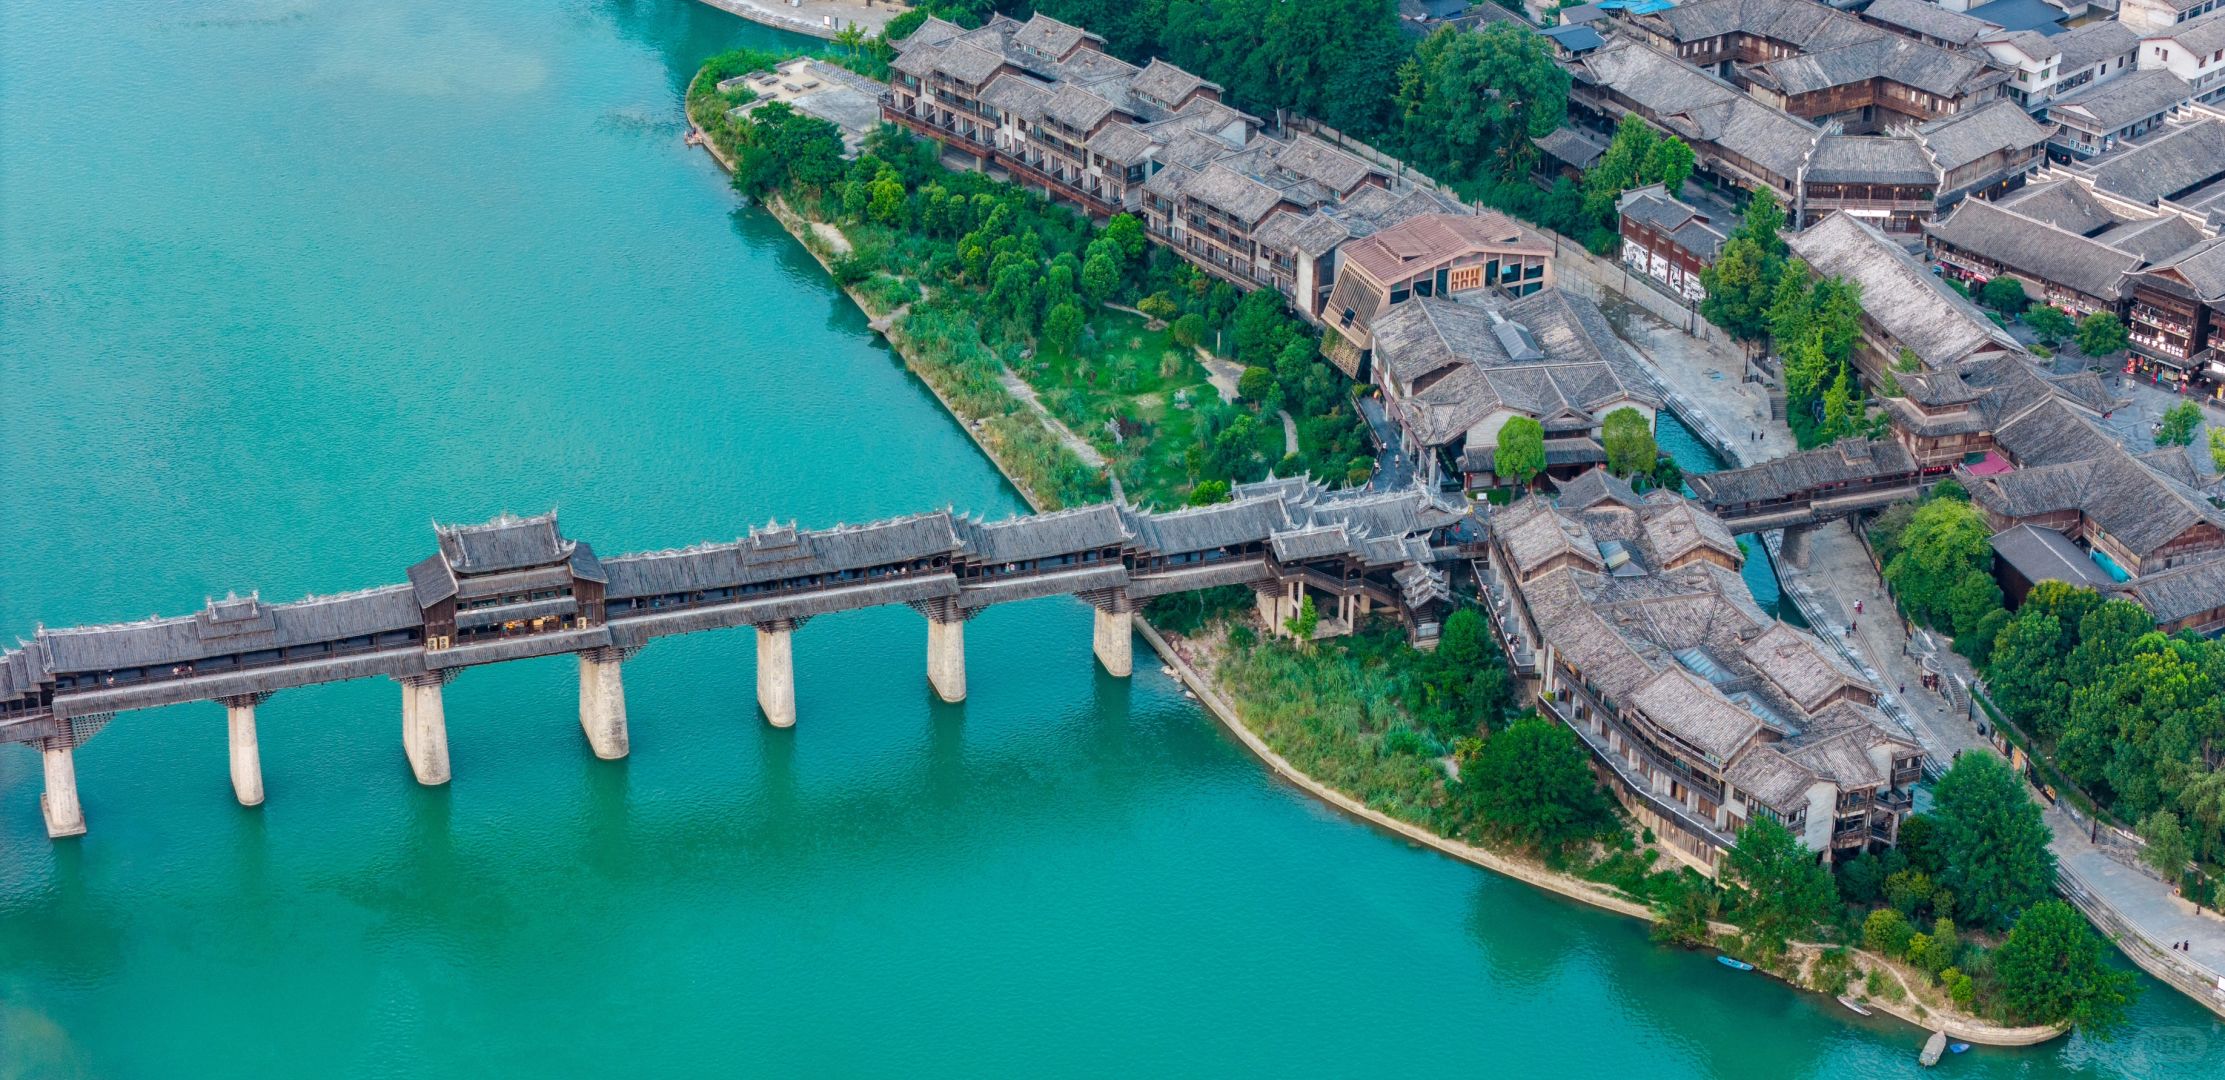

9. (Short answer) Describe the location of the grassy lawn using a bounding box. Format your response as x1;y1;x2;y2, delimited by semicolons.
1023;308;1230;507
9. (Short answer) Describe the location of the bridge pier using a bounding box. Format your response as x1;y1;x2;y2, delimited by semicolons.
1092;607;1132;677
576;649;630;760
1254;580;1298;637
223;693;268;807
41;742;85;839
399;674;451;786
756;620;796;728
926;618;966;702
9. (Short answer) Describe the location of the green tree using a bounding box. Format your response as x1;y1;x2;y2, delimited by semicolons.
2157;400;2203;446
2211;427;2225;473
2076;311;2128;356
1284;592;1319;640
1601;407;1656;478
2179;766;2225;863
1698;236;1773;344
1044;301;1085;356
2061;636;2223;819
1986;610;2071;734
1931;753;2055;930
2024;305;2075;345
1644;136;1696;192
1187;478;1231;506
1862;907;1914;956
2139;809;2194;883
1730;187;1788;261
1979;276;2029;313
1081;251;1120;307
1237;365;1275;404
1102;212;1147;267
867;166;907;224
1391;24;1568;182
1883;497;1997;634
1171;313;1206;349
1494;416;1546;488
1723;817;1837;960
1466;714;1611;853
1990;899;2139;1036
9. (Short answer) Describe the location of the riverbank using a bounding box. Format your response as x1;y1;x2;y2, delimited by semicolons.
682;95;2060;1050
691;0;898;40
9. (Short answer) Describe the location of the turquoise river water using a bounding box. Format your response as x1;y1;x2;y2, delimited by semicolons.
2;1;2220;1075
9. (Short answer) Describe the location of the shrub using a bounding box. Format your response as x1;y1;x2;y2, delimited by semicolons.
1863;907;1914;956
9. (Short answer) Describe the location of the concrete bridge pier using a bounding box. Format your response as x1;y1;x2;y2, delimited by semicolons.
1092;607;1133;678
576;648;630;760
1253;579;1299;638
756;619;798;728
40;741;85;839
926;617;966;703
399;674;451;786
222;693;270;807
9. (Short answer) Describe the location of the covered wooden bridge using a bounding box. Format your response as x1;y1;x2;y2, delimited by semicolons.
0;477;1461;838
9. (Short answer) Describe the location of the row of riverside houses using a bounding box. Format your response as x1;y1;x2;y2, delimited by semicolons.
1927;102;2225;401
881;12;1555;325
1479;465;1924;874
1698;211;2225;636
1548;0;2056;239
878;11;1669;501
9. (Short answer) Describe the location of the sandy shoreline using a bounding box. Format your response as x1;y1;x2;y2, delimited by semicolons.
679;104;2061;1050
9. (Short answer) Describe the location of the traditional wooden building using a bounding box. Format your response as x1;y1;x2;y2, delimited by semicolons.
1319;211;1555;378
2126;235;2225;389
1788;212;2024;381
1366;289;1658;492
2048;68;2194;159
1566;32;2045;233
1478;476;1923;873
1617;184;1727;303
1623;0;2011;131
1924;197;2142;317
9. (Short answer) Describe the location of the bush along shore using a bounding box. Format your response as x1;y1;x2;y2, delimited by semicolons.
687;52;2089;1046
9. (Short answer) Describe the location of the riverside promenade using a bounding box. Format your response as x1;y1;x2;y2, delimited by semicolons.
1779;517;2225;1019
694;0;902;38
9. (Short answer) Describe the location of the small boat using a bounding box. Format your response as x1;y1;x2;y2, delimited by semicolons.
1836;995;1872;1017
1716;956;1754;971
1949;1043;1970;1055
1160;665;1176;676
1920;1031;1947;1067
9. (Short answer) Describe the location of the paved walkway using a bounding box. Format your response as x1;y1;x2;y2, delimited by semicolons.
1599;296;1796;468
1357;394;1418;490
695;0;905;38
1779;518;2225;1011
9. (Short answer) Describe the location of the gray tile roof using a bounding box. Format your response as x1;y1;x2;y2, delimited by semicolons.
1686;438;1919;506
2113;556;2225;624
1376;292;1657;446
1535;125;1610;169
1862;0;1996;47
2050;68;2192;134
1923;197;2141;301
1916;99;2054;174
1988;522;2117;589
1788;212;2021;368
2090;214;2208;263
2051;18;2136;72
1805;134;1937;186
2078;113;2225;205
1619;185;1728;260
1994;176;2129;234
